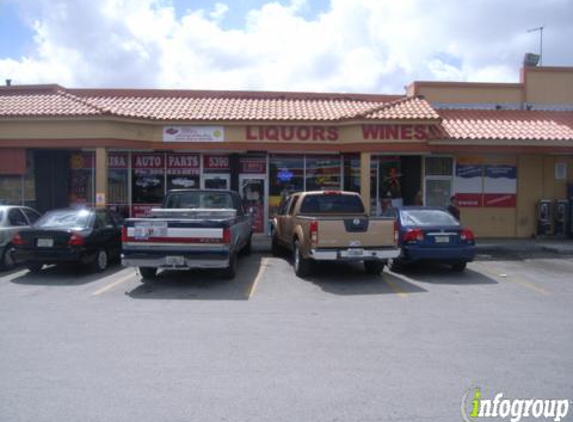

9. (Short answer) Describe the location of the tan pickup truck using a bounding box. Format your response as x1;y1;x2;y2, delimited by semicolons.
271;191;399;276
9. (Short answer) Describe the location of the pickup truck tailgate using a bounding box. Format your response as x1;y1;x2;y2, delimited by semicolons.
316;217;396;248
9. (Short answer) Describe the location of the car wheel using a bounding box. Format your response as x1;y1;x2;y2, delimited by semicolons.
389;259;405;273
92;249;109;273
26;264;43;273
451;262;467;272
139;267;157;281
1;244;15;271
221;253;237;280
271;234;281;257
364;260;385;274
293;240;312;277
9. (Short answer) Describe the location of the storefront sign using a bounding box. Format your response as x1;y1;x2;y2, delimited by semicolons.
167;154;200;175
361;124;429;140
163;126;224;142
108;153;128;169
96;192;106;207
203;155;230;170
483;165;517;207
70;152;94;169
246;126;339;142
240;158;266;174
455;164;483;207
132;153;164;169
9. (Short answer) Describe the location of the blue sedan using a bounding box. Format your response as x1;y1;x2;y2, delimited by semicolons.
392;206;476;272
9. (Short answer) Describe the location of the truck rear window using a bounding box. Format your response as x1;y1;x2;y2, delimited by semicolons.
164;191;233;209
299;194;365;214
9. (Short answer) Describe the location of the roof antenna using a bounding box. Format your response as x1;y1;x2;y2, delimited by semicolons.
5;79;12;87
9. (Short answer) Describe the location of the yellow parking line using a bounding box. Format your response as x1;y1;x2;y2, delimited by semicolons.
92;271;136;296
383;274;409;298
247;257;268;299
472;263;549;295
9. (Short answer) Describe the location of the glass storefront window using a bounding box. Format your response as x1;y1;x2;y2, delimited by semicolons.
0;176;22;205
269;154;304;216
108;152;129;218
23;151;35;208
343;154;360;193
132;153;165;217
305;155;341;191
69;152;94;206
424;156;454;208
167;153;200;190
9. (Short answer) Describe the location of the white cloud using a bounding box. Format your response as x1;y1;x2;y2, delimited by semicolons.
1;0;572;93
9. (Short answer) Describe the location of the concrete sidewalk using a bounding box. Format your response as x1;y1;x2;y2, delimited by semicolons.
253;235;573;256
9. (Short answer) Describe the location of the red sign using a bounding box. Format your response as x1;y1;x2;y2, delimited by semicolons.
70;152;94;169
204;155;230;170
362;124;429;140
167;154;200;169
108;153;128;169
131;204;158;218
250;204;265;233
133;153;164;169
483;194;516;208
240;158;266;174
246;126;339;142
456;193;483;208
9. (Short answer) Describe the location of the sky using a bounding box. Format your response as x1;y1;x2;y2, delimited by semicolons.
0;0;572;94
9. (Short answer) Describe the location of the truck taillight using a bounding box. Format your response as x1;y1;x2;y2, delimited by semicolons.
68;233;84;246
121;226;127;242
403;228;424;243
222;227;231;245
460;229;475;242
309;221;318;246
12;232;25;246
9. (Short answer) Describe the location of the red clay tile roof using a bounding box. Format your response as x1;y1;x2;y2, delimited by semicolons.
438;109;573;141
0;84;436;122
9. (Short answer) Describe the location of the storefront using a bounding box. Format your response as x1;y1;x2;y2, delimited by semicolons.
1;66;572;237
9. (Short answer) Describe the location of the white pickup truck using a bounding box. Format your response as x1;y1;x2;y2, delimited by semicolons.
121;189;253;281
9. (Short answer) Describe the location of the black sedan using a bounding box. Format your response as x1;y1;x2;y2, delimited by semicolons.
12;208;122;273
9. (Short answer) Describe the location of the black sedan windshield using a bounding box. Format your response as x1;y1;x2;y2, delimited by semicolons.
400;209;460;227
34;209;93;230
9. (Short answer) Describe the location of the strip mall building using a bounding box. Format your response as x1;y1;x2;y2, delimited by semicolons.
1;65;572;237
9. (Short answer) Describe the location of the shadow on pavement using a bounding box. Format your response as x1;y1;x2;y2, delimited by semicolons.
393;262;498;285
9;262;124;286
304;261;427;296
125;254;263;301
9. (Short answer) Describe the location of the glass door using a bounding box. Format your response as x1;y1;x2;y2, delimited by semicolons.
202;174;230;190
239;175;266;234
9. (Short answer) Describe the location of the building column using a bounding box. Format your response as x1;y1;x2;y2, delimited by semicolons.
360;152;371;215
95;147;108;208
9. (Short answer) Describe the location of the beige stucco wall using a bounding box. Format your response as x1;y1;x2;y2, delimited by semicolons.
524;67;573;104
410;84;522;104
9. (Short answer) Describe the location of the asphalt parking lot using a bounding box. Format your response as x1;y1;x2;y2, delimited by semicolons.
1;251;573;422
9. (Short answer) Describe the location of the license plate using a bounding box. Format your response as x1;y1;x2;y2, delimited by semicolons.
134;221;168;238
37;238;54;248
435;236;449;243
166;256;185;266
346;248;364;257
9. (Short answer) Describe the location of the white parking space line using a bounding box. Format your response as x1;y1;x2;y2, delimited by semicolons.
247;257;269;299
91;270;137;296
470;262;550;295
0;269;28;283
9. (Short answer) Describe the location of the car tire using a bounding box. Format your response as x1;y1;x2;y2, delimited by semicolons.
389;259;404;273
1;244;15;271
221;253;237;280
92;249;109;273
293;240;312;277
451;262;467;272
139;267;157;281
271;233;281;257
26;264;43;273
364;260;385;274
